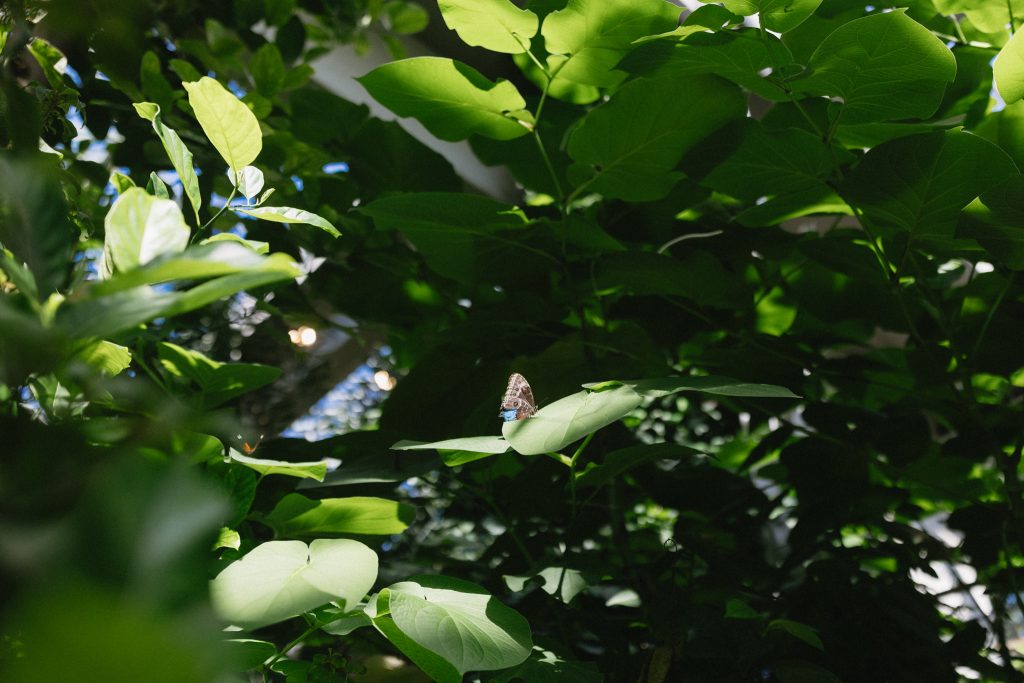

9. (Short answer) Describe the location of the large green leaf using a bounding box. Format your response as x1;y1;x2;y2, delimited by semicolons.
360;192;536;283
619;29;793;101
133;102;202;223
262;493;416;537
842;131;1018;239
792;10;956;124
995;29;1024;105
502;385;642;455
541;0;681;88
101;188;190;277
183;77;263;172
210;539;378;629
357;58;531;141
703;123;843;201
157;342;280;409
438;0;538;53
721;0;821;32
371;576;532;679
234;205;339;237
567;75;744;201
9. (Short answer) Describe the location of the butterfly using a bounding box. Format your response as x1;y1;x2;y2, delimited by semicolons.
499;373;537;422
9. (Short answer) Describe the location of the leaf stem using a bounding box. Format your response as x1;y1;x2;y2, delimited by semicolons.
193;186;238;244
264;621;320;670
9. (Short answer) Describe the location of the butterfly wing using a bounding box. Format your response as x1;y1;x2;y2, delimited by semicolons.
499;373;537;421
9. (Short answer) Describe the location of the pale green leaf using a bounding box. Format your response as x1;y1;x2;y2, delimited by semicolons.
72;340;132;376
357;57;531;141
372;576;532;676
183;76;263;172
101;188;190;277
439;0;538;53
502;386;643;455
228;165;265;201
228;450;328;481
995;29;1024;104
134;102;203;222
210;539;378;629
586;376;800;398
234;205;340;237
504;567;587;604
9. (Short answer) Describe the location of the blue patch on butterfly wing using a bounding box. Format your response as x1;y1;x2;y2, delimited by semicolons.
500;409;519;422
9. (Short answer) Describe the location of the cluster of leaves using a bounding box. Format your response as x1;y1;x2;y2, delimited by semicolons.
3;0;1024;681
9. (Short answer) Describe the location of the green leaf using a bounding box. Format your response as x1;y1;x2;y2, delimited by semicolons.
842;131;1018;239
768;619;824;650
541;0;681;87
0;157;74;298
263;493;416;537
101;188;190;277
504;567;587;603
438;0;539;53
371;576;532;677
147;172;169;199
392;436;511;465
92;242;297;295
358;58;531;141
27;38;67;90
72;340;132;376
995;29;1024;105
109;171;135;194
725;599;762;619
183;76;263;172
228;450;328;481
210;539;378;629
250;43;286;97
959;176;1024;269
233;205;339;237
567;75;745;201
133;104;202;222
157;341;281;409
201;232;269;254
619;28;793;101
360;192;534;283
502;385;642;455
721;0;821;32
792;11;956;124
320;609;373;636
589;375;800;398
214;527;241;551
392;436;512;454
703;122;846;203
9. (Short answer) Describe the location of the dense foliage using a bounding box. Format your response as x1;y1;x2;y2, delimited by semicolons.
2;0;1024;681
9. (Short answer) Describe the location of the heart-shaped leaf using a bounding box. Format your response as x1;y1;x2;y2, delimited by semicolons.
211;539;378;629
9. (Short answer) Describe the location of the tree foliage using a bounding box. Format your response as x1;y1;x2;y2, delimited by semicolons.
2;0;1024;681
